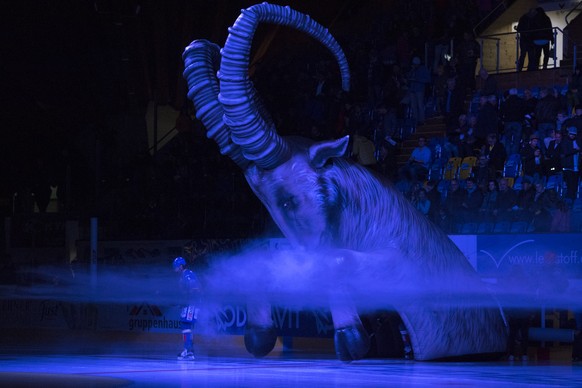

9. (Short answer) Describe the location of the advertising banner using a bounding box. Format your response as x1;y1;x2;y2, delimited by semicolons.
476;233;582;279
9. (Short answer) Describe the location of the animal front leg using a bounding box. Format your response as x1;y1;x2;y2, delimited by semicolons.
324;249;402;362
330;290;370;362
326;248;408;362
244;301;277;358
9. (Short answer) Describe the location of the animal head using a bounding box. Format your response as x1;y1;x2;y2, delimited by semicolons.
183;3;352;248
244;136;350;248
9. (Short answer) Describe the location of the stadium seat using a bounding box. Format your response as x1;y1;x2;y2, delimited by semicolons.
503;153;522;178
428;161;444;181
443;157;462;180
458;156;477;180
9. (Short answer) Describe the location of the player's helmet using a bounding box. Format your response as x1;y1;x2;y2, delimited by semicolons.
173;256;186;270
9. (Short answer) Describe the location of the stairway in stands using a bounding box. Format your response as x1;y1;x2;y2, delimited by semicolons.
396;116;447;168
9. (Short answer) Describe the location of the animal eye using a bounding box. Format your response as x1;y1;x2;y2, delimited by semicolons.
281;197;296;211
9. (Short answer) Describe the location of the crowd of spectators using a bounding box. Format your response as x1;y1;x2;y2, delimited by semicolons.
378;79;582;235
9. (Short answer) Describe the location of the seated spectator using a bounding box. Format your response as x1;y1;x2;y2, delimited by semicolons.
562;105;582;133
447;113;468;156
436;207;456;234
494;177;518;221
479;179;499;222
460;177;484;222
351;128;377;169
555;109;568;134
407;136;432;181
474;154;497;191
523;88;538;119
520;133;543;180
528;182;554;232
459;134;479;159
531;148;548;181
395;167;414;197
413;188;431;216
424;180;441;222
443;178;466;226
512;177;536;222
481;132;507;175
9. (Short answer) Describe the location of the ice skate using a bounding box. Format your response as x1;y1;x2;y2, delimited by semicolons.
177;349;195;361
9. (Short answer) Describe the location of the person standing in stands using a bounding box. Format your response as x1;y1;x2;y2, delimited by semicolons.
545;130;563;176
535;88;559;139
531;7;554;70
560;126;581;201
455;30;481;93
475;95;499;149
516;8;537;72
405;56;431;126
443;76;466;132
500;88;527;156
173;256;201;361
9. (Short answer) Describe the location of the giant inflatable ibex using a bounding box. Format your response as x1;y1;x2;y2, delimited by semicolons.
183;2;507;361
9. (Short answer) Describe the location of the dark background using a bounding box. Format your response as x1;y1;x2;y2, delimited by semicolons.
0;0;480;242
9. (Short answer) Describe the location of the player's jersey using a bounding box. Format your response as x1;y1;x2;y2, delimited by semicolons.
179;269;200;304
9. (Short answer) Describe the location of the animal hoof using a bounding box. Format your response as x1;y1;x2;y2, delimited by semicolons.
334;324;370;362
244;325;277;358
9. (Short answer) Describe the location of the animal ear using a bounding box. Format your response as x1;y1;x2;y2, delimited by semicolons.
309;136;350;168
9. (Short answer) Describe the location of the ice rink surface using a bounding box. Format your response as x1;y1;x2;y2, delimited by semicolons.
1;351;581;387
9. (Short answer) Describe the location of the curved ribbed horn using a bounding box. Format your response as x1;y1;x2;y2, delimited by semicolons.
183;40;249;169
219;3;350;170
